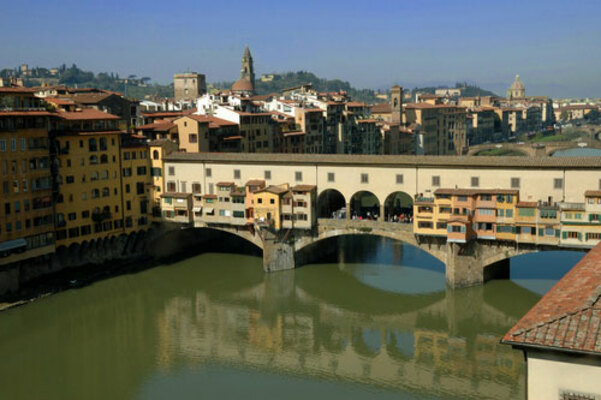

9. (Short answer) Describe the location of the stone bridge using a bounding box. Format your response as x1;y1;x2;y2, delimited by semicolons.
467;139;601;156
190;218;584;289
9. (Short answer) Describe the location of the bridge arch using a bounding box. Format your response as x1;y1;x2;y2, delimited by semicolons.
383;191;413;222
317;188;346;219
295;227;447;266
349;190;381;220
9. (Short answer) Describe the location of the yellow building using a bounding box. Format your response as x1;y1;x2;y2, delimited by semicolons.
0;88;55;265
120;136;152;232
52;109;124;246
174;115;211;152
253;184;289;229
495;191;518;241
149;139;178;218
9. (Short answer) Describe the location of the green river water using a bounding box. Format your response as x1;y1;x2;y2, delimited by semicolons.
0;236;583;399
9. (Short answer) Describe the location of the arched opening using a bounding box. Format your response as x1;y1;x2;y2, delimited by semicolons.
317;189;346;219
152;150;159;160
384;191;413;223
349;190;380;220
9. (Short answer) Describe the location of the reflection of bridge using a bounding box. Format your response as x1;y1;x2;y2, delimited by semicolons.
467;139;601;156
197;218;584;288
156;273;528;400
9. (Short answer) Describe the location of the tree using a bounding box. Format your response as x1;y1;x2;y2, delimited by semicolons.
560;109;569;122
585;109;600;121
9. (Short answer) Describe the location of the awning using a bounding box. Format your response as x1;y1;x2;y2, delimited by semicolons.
204;207;214;213
0;238;27;252
192;207;202;212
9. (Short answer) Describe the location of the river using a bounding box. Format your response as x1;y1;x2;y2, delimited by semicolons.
0;236;584;400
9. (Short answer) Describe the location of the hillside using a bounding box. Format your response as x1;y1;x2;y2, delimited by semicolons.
1;64;172;99
213;71;381;103
409;82;497;98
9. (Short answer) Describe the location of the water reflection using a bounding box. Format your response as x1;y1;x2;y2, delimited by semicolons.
0;237;576;400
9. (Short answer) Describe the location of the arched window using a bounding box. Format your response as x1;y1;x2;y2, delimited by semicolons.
101;170;109;180
90;171;99;181
91;189;100;199
152;150;159;160
100;154;108;164
88;138;97;151
89;155;98;165
102;187;109;197
99;138;107;151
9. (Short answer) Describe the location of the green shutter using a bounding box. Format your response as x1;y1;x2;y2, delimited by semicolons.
539;228;544;236
562;231;567;239
589;214;593;222
511;226;516;234
555;229;560;237
578;232;582;240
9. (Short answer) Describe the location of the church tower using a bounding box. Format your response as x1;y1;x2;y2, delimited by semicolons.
240;45;255;89
391;85;403;124
232;45;256;95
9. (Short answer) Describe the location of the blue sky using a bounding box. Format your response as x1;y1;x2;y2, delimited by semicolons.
1;0;600;97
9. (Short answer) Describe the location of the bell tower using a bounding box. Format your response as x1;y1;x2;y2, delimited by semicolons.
391;85;403;124
240;45;255;89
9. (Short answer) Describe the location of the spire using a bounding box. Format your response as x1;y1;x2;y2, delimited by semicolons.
243;45;251;59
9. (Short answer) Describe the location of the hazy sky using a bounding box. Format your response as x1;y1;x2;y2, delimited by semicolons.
2;0;600;98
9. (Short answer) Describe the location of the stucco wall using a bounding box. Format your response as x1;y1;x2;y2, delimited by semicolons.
527;352;601;400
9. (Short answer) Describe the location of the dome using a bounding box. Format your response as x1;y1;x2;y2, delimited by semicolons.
232;78;254;92
510;75;525;90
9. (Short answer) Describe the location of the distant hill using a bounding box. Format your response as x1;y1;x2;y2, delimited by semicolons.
1;64;173;99
409;82;497;98
213;71;381;104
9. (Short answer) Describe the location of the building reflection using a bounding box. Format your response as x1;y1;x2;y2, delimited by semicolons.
155;266;526;400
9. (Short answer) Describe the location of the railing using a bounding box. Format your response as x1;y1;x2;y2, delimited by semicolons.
317;218;412;232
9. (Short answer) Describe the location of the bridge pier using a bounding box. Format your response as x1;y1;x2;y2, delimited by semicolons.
445;241;512;288
262;232;296;272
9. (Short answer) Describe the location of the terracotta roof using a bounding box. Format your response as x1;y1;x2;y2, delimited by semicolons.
141;111;184;118
517;201;538;208
208;116;238;128
502;243;601;355
585;191;601;197
136;122;175;131
0;111;53;117
65;92;113;104
0;87;35;94
246;179;265;187
347;102;367;107
44;97;75;106
291;184;316;192
216;182;235;187
232;78;254;92
371;103;391;113
255;185;289;195
58;109;120;120
203;194;217;199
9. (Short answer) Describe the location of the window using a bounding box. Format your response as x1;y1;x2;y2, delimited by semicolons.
506;209;513;218
471;176;479;188
518;208;534;217
122;168;132;177
326;172;335;182
136;182;145;195
89;155;98;165
0;140;5;152
264;170;271;180
137;166;147;175
457;196;467;202
396;174;403;184
168;166;175;176
151;167;161;177
205;168;212;177
192;183;201;193
66;176;74;184
102;187;110;197
511;177;520;189
295;171;302;182
361;173;368;184
432;176;440;187
478;208;494;216
559;390;599;400
153;150;159;160
234;169;241;179
189;134;197;143
554;178;563;189
68;212;76;221
167;181;176;192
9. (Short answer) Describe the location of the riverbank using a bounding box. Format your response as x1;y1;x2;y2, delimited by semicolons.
0;226;262;312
